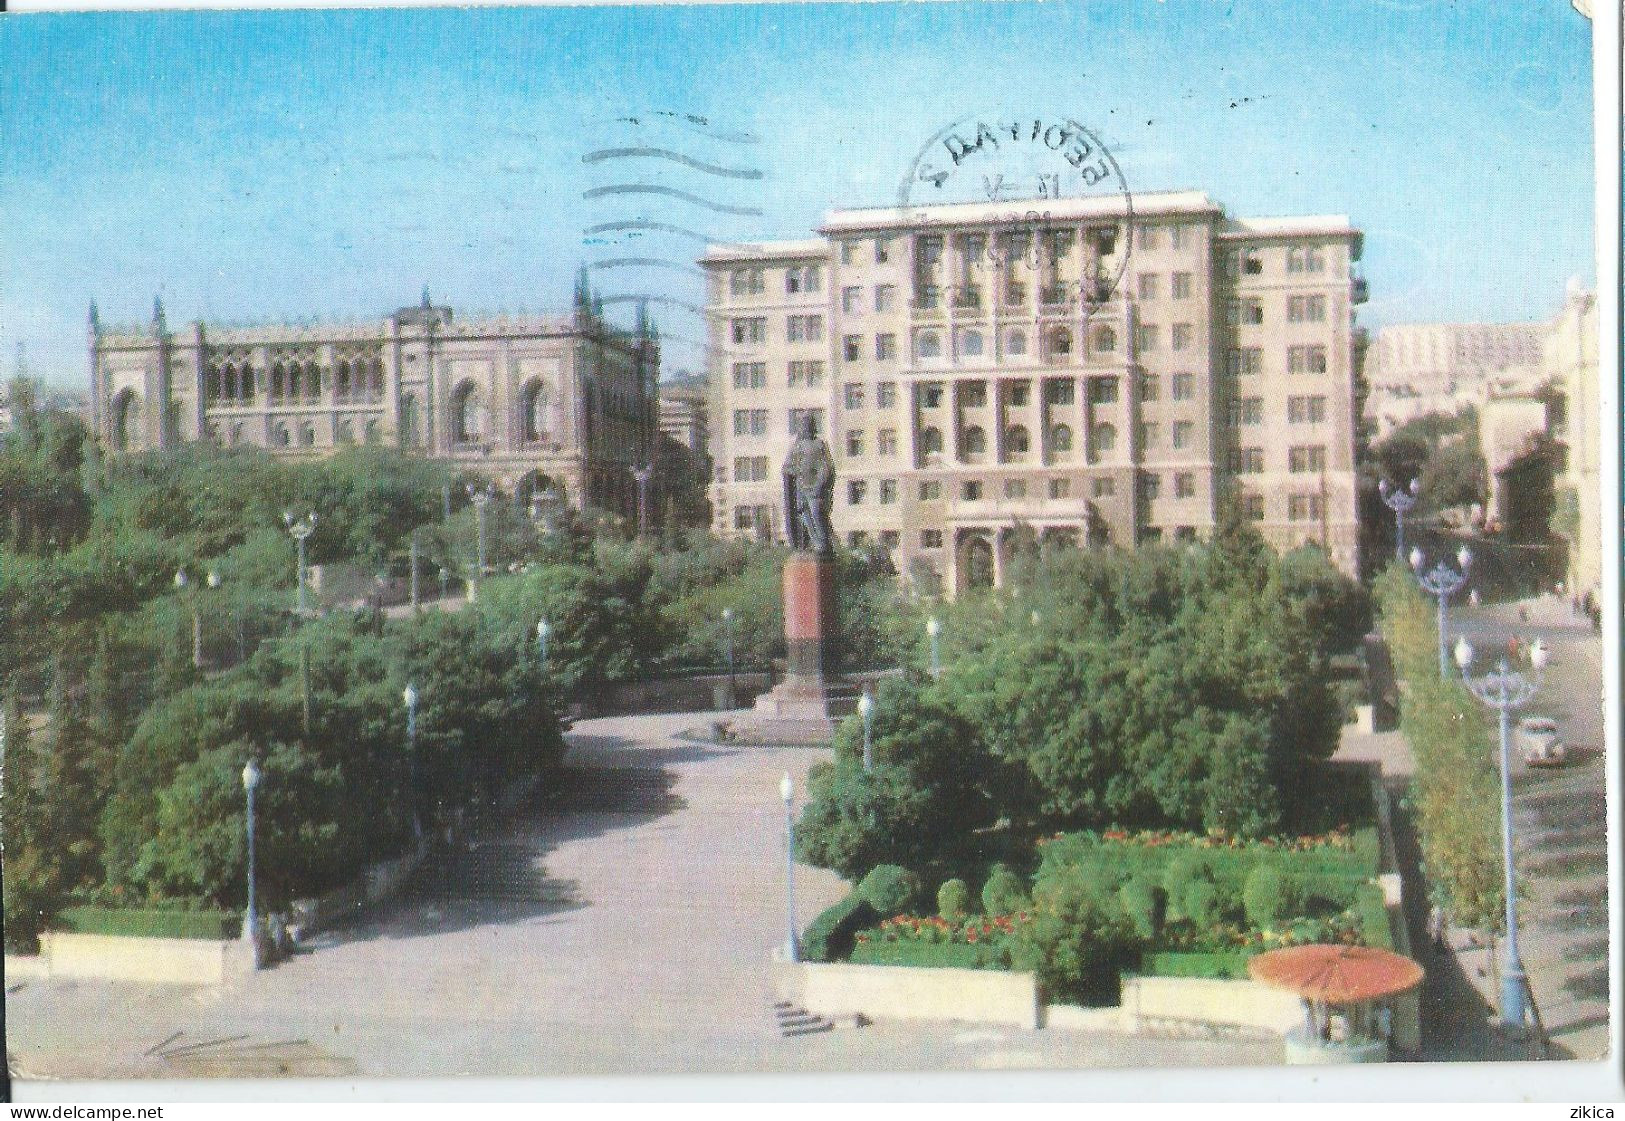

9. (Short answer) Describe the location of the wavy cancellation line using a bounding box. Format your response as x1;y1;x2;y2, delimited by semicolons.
582;147;764;181
584;258;707;279
582;184;764;217
582;219;720;245
610;111;762;145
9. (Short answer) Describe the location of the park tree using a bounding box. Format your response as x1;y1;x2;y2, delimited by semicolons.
795;676;1003;880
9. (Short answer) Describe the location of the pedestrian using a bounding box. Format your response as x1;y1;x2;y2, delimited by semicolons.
1428;904;1447;951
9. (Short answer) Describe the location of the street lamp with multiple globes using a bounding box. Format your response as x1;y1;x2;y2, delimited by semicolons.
926;615;942;677
1377;477;1421;561
1412;546;1472;677
241;758;262;959
466;484;495;602
282;510;317;616
1455;634;1549;1031
857;689;875;773
779;771;799;963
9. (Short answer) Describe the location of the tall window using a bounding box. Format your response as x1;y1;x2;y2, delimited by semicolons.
730;268;765;296
452;382;485;444
787;265;821;293
787;314;823;342
731;318;766;346
961;425;986;457
1171;272;1192;299
1005;425;1030;457
1172;372;1195;400
732;362;767;389
401;394;420;446
916;331;942;360
521;379;552;442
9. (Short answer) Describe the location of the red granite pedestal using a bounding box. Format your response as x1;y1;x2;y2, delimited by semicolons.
733;551;856;745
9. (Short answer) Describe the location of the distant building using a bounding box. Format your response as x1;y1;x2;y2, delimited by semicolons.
87;286;660;518
1477;284;1599;601
658;382;708;458
704;190;1367;590
1365;321;1545;436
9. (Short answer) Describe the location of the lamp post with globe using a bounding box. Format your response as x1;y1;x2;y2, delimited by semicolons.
1377;477;1421;562
1412;546;1472;677
857;689;875;773
779;771;799;963
241;759;263;961
926;615;942;678
1455;634;1549;1031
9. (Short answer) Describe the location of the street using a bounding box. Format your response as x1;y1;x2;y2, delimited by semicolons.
1450;594;1609;1060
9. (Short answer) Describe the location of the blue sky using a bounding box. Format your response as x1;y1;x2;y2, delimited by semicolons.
0;0;1596;386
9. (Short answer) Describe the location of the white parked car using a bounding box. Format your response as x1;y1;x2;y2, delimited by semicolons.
1516;717;1566;767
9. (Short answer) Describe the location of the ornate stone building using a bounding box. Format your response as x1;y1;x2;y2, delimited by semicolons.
88;287;659;516
705;191;1366;593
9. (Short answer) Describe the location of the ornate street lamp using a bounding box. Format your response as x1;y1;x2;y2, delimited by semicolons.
1455;635;1549;1031
780;771;799;964
926;615;942;678
536;618;551;671
1413;546;1472;677
857;689;875;773
466;484;494;603
1377;477;1421;562
282;510;317;616
241;758;263;961
403;684;422;840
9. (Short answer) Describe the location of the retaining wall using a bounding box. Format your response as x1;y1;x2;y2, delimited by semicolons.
13;932;252;985
773;959;1040;1029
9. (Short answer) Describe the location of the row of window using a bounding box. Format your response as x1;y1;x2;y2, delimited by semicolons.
1136;273;1196;302
1224;294;1328;325
1224;246;1328;278
1224;395;1329;425
1225;345;1329;376
727;265;824;297
1225;446;1330;474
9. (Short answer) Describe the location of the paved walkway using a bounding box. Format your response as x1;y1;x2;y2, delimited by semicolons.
9;710;1277;1081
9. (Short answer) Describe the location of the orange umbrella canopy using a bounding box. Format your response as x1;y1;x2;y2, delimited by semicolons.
1248;944;1424;1004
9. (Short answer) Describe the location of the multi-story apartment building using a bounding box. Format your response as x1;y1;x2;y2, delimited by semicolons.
704;191;1364;593
88;290;659;517
1365;321;1545;437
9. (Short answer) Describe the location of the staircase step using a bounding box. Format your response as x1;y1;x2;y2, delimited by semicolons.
780;1021;834;1037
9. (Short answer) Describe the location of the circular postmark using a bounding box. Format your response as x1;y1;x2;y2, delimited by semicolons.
897;114;1135;307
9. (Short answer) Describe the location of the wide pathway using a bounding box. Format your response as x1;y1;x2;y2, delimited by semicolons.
9;711;1277;1081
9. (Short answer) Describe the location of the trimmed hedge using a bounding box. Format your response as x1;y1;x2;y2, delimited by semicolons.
1353;882;1394;951
849;940;986;969
1038;829;1380;907
937;878;969;922
802;894;879;963
55;905;239;941
1143;951;1254;980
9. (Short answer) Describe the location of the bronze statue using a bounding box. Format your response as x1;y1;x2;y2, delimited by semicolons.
782;414;835;554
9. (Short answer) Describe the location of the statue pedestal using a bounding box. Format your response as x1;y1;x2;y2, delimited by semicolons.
736;552;856;745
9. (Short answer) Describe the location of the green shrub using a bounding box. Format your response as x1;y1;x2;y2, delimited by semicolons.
857;865;920;917
1182;879;1221;929
55;905;239;940
937;878;970;922
1118;878;1162;940
849;940;986;969
1242;865;1297;930
1353;882;1394;950
801;893;880;962
1161;852;1210;921
981;863;1030;915
1009;876;1142;1006
1143;951;1254;980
